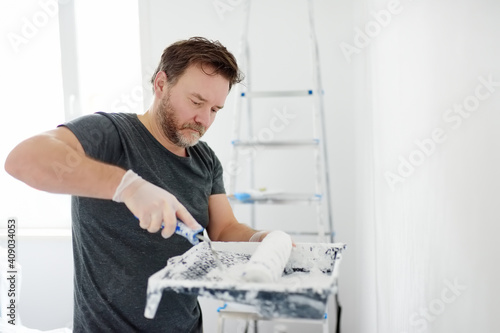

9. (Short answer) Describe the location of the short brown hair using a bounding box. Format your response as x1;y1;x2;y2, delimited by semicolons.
150;37;243;92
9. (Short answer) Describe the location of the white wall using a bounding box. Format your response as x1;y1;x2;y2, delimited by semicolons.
363;0;500;332
18;236;73;330
0;233;73;330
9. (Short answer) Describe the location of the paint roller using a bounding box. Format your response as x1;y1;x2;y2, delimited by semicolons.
240;230;293;283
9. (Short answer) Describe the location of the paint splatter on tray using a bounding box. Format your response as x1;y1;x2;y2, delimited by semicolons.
144;242;346;320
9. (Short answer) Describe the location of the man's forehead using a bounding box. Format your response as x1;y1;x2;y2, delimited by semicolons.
175;65;229;101
180;63;229;87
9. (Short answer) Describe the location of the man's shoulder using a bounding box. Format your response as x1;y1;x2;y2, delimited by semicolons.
65;112;137;126
95;111;137;121
91;112;141;133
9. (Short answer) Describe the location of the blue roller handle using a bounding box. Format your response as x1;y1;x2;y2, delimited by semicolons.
174;219;204;245
134;215;203;245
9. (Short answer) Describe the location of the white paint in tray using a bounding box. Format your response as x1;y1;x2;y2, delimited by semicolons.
144;241;346;320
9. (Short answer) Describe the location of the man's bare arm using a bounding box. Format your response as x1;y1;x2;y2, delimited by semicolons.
207;194;268;242
4;127;125;199
4;126;199;237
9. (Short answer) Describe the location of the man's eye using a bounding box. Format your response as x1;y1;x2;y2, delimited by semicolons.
192;100;201;106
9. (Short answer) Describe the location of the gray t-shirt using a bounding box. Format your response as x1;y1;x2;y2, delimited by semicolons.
61;112;225;332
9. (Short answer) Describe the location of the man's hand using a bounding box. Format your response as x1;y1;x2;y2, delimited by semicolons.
113;170;200;238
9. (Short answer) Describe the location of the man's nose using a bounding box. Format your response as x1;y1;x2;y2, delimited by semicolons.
194;107;211;128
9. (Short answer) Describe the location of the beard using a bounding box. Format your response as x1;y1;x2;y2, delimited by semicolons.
155;94;206;148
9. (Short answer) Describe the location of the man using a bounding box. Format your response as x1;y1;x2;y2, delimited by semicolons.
5;37;268;332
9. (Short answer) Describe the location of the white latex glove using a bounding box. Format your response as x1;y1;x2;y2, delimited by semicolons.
113;170;201;238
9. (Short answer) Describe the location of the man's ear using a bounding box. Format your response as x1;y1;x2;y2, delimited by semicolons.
153;71;168;98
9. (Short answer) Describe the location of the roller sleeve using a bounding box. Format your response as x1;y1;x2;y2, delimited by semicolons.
241;231;292;283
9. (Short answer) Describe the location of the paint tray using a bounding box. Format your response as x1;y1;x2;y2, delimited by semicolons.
144;242;346;320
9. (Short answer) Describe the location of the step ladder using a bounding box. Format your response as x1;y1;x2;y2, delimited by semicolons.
220;0;341;332
227;0;334;244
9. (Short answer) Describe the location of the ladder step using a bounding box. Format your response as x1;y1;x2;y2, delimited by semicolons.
241;90;313;98
232;139;319;148
228;193;322;204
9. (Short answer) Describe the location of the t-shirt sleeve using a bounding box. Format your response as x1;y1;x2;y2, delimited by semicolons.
58;113;123;165
211;151;226;195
